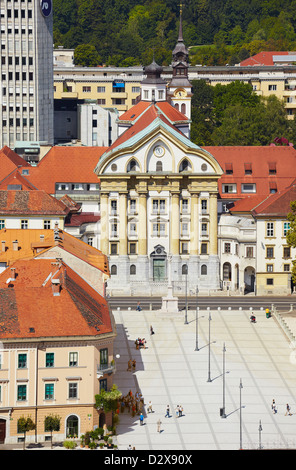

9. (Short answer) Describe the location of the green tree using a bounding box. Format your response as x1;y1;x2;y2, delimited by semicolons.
17;416;36;450
213;81;260;123
287;201;296;284
95;385;122;413
74;44;101;67
191;79;215;146
44;414;61;449
211;95;296;145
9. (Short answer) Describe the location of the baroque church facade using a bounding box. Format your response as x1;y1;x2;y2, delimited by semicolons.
94;20;223;296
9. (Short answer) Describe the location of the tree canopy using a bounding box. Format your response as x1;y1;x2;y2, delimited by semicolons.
190;80;296;146
53;0;296;66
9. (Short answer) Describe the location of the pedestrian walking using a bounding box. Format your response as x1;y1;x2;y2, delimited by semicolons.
157;419;162;433
147;401;153;413
136;302;142;311
285;403;292;416
139;413;144;425
271;399;277;414
150;325;155;335
165;405;170;417
127;360;132;371
179;405;183;417
175;405;179;417
132;359;136;371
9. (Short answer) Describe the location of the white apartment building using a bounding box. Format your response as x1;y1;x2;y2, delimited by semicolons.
0;0;54;149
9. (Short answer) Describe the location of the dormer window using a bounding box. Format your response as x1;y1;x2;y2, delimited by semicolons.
225;163;233;175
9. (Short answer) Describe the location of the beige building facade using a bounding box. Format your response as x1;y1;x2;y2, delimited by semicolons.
54;64;296;120
0;337;115;444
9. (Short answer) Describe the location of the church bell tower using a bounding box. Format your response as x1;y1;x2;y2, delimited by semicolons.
167;4;192;122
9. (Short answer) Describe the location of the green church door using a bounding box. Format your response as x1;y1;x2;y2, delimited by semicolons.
153;259;166;281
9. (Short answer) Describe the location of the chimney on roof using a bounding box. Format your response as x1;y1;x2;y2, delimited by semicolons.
51;278;61;296
10;267;16;281
54;223;61;245
12;240;18;251
1;241;5;252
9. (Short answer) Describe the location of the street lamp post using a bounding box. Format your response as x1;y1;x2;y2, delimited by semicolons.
207;308;212;382
195;287;199;351
258;420;263;450
221;343;226;418
184;264;188;324
239;378;243;450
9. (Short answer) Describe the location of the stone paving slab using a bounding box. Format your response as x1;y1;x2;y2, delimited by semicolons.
113;307;296;450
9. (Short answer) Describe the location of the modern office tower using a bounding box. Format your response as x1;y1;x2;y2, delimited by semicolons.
0;0;54;149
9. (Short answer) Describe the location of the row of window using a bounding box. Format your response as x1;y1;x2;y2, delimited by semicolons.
110;221;208;239
0;349;109;370
56;183;99;191
222;183;277;194
266;221;290;237
114;158;197;174
2;351;80;370
225;162;277;175
109;198;208;214
1;71;33;81
2;117;33;127
109;241;209;257
223;243;291;259
0;219;53;229
266;246;291;259
0;8;33;18
110;263;209;277
8;381;78;403
2;56;33;65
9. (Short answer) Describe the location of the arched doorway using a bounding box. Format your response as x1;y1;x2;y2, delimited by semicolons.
244;267;255;293
150;245;167;282
0;419;6;444
99;412;106;428
66;415;79;438
223;262;232;290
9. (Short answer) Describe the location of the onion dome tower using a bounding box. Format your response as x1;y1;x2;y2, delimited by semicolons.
141;55;167;103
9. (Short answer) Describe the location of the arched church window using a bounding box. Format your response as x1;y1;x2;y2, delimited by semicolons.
179;159;191;172
156;161;163;172
201;265;207;275
181;103;186;114
175;103;179;111
130;265;136;275
111;265;117;275
127;159;137;172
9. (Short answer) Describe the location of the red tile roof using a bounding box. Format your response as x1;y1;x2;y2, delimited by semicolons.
27;146;107;194
251;181;296;217
106;102;186;156
0;259;113;340
119;101;188;123
0;190;68;216
0;169;38;190
240;51;289;66
0;146;30;182
0;228;109;275
65;212;100;227
204;146;296;200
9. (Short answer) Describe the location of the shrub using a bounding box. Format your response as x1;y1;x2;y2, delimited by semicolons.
63;440;77;450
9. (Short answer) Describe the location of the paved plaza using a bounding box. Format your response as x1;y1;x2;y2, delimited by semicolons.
113;306;296;450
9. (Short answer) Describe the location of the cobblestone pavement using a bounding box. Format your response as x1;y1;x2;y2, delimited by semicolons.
112;307;296;450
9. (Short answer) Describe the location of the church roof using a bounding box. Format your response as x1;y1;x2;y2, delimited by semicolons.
96;102;200;172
